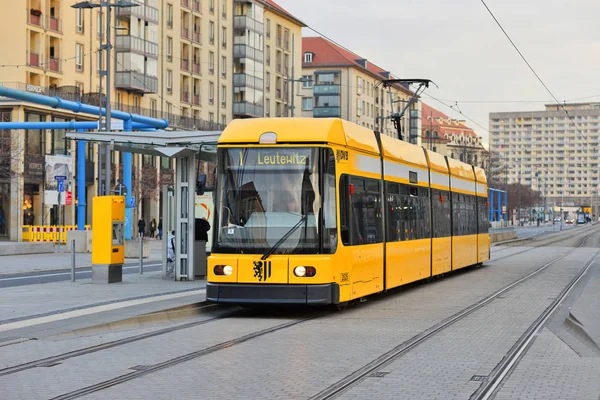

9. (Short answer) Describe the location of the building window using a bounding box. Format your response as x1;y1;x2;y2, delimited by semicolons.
222;27;227;48
266;98;270;117
209;51;214;74
266;45;271;66
167;4;173;28
150;99;157;118
76;9;83;33
221;56;226;77
209;21;214;44
302;97;313;111
97;51;102;73
167;37;173;61
221;85;226;107
284;29;289;50
357;101;362;116
209;82;214;104
266;19;271;38
75;44;83;71
302;75;313;88
97;12;102;38
304;52;313;63
266;72;270;92
166;70;172;93
222;0;226;17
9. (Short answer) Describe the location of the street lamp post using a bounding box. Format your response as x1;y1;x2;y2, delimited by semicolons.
71;1;139;196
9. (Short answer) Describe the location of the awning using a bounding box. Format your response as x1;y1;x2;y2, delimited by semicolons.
65;130;223;158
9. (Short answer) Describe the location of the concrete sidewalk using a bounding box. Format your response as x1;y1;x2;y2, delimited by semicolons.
0;270;206;340
0;239;165;275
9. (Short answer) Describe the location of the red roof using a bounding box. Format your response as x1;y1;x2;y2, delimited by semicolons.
302;37;411;94
261;0;305;27
421;103;479;139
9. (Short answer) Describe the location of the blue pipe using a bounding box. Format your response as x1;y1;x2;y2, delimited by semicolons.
77;129;87;230
123;119;133;240
0;121;155;130
0;86;168;129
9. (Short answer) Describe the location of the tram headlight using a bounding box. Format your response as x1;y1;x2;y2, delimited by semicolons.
294;266;316;277
214;265;233;276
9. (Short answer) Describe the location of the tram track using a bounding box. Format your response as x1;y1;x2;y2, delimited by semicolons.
50;311;328;400
309;229;599;400
0;304;239;378
489;223;599;264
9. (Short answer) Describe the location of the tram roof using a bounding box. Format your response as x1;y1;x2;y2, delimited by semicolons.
473;166;487;184
65;130;222;158
219;118;381;155
446;157;476;181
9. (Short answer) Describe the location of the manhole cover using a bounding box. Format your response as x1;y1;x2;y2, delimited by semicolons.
370;371;390;378
471;375;488;382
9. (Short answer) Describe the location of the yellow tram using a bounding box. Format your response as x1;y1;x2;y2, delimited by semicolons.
206;118;490;305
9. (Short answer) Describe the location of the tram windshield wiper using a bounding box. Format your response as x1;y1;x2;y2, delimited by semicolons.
261;214;308;260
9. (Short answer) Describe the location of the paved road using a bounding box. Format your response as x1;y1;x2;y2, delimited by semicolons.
0;261;162;288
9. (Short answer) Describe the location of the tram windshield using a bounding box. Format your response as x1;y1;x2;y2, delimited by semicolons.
213;147;337;255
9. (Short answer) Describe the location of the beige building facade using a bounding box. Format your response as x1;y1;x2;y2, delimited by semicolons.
0;0;304;241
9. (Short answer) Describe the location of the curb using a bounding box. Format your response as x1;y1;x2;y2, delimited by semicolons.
0;259;163;276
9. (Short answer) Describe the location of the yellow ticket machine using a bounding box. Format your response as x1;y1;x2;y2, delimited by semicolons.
92;196;125;283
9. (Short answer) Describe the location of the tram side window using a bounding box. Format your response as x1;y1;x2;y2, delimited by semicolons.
386;182;430;241
340;175;382;245
478;196;489;234
432;189;451;238
322;149;338;253
452;192;463;236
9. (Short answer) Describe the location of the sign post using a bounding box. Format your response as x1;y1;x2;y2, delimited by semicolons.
55;175;67;252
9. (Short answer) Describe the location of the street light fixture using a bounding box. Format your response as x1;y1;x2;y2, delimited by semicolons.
71;0;139;196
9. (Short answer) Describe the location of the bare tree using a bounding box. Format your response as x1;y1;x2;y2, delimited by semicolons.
0;130;23;199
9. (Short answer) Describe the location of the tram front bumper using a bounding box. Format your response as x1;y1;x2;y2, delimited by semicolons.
206;282;340;305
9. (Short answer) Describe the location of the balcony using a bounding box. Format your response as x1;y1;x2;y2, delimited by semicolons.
182;27;190;40
192;31;201;43
28;10;43;27
313;84;340;96
115;35;159;57
193;94;200;105
117;2;159;24
48;16;61;33
233;73;264;89
29;52;41;68
193;62;200;74
233;44;263;62
181;59;190;72
313;107;341;118
233;102;264;118
193;0;200;12
47;57;61;73
233;16;264;34
182;0;190;8
115;71;158;93
181;91;190;103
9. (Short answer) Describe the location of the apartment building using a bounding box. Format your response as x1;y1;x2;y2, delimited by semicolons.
421;103;488;169
299;37;420;143
490;103;600;207
0;0;304;241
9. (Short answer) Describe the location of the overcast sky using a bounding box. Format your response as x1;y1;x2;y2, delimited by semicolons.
275;0;600;146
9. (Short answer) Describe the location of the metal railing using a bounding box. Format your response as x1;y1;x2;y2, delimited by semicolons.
115;35;159;57
233;16;264;34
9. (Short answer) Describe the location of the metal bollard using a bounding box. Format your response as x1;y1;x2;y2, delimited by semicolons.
139;235;144;274
71;239;76;282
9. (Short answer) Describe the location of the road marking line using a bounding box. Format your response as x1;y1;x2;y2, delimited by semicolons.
0;288;206;333
0;264;162;282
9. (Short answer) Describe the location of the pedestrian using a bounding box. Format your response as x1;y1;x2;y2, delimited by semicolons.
138;218;146;238
167;230;176;262
157;218;163;240
149;218;157;239
195;217;211;242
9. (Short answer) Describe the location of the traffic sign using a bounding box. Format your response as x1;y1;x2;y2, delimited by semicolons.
66;191;72;205
128;196;136;209
55;175;67;181
58;180;65;193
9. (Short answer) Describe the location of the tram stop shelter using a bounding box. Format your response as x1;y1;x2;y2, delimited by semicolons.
66;130;221;281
